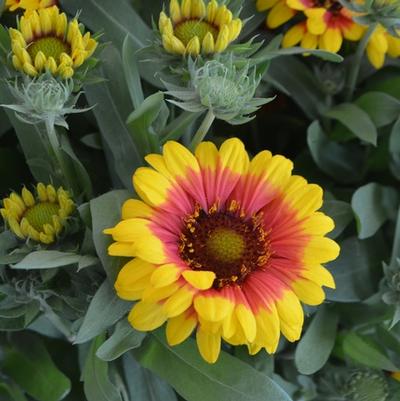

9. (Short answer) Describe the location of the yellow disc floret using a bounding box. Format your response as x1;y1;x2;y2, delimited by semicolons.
1;183;75;244
159;0;243;56
9;6;98;78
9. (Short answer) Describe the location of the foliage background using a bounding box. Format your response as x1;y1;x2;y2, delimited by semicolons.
1;0;400;400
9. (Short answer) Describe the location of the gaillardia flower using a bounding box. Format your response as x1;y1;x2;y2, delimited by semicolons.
159;0;242;56
1;183;74;244
5;0;57;12
105;138;339;363
9;5;98;78
257;0;363;53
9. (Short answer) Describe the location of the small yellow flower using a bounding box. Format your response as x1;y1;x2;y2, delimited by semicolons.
159;0;242;56
1;183;75;244
5;0;56;12
9;5;98;79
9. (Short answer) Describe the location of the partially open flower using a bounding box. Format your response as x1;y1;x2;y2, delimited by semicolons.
164;58;271;124
5;0;57;12
1;183;75;244
9;5;98;78
159;0;242;56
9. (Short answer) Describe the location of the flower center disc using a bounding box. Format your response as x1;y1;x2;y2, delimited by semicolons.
24;202;60;231
316;0;342;12
179;204;270;288
28;37;70;62
174;19;218;46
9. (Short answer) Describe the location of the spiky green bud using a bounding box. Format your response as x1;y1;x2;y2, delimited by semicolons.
1;73;90;129
164;57;273;125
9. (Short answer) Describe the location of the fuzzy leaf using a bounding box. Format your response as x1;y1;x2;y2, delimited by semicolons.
133;331;293;401
325;103;378;145
295;307;339;375
96;319;146;361
83;335;122;401
75;280;131;344
352;183;398;239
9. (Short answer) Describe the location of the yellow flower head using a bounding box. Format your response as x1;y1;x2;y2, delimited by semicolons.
9;5;98;79
105;138;339;363
258;0;364;54
6;0;57;12
159;0;242;56
1;183;75;244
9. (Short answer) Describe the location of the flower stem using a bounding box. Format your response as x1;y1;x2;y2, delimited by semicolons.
344;23;377;102
44;121;73;189
190;109;215;151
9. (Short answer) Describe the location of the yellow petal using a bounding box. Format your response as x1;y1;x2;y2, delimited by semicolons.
286;0;307;10
196;326;221;363
302;212;334;236
151;264;182;288
121;199;153;220
108;242;136;257
133;167;171;207
202;31;215;53
282;23;305;48
257;0;280;11
215;25;230;52
182;270;216;290
163;286;195;317
185;36;200;56
291;278;326;305
304;8;327;35
235;304;257;343
267;2;296;29
303;237;340;264
194;293;233;322
195;141;219;170
219;138;249;175
254;306;280;353
169;0;182;23
319;27;343;53
166;310;197;345
275;289;304;342
128;302;167;331
114;258;155;300
301;265;335;289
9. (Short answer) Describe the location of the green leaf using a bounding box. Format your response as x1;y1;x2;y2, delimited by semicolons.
75;280;131;344
343;332;399;371
0;381;28;401
133;331;293;401
12;251;83;270
96;319;146;361
84;47;142;189
390;116;400;155
325;103;378;145
122;35;144;110
351;183;398;239
266;57;325;119
123;354;178;401
307;120;366;183
82;335;122;401
356;91;400;127
126;92;165;156
90;190;130;280
321;200;353;239
3;332;71;401
295;307;339;375
60;0;160;87
161;110;201;142
255;47;343;63
326;236;385;302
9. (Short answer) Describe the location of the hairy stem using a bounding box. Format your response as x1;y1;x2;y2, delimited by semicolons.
190;109;215;151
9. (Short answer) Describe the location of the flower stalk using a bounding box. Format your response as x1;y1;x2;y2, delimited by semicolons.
190;109;215;150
